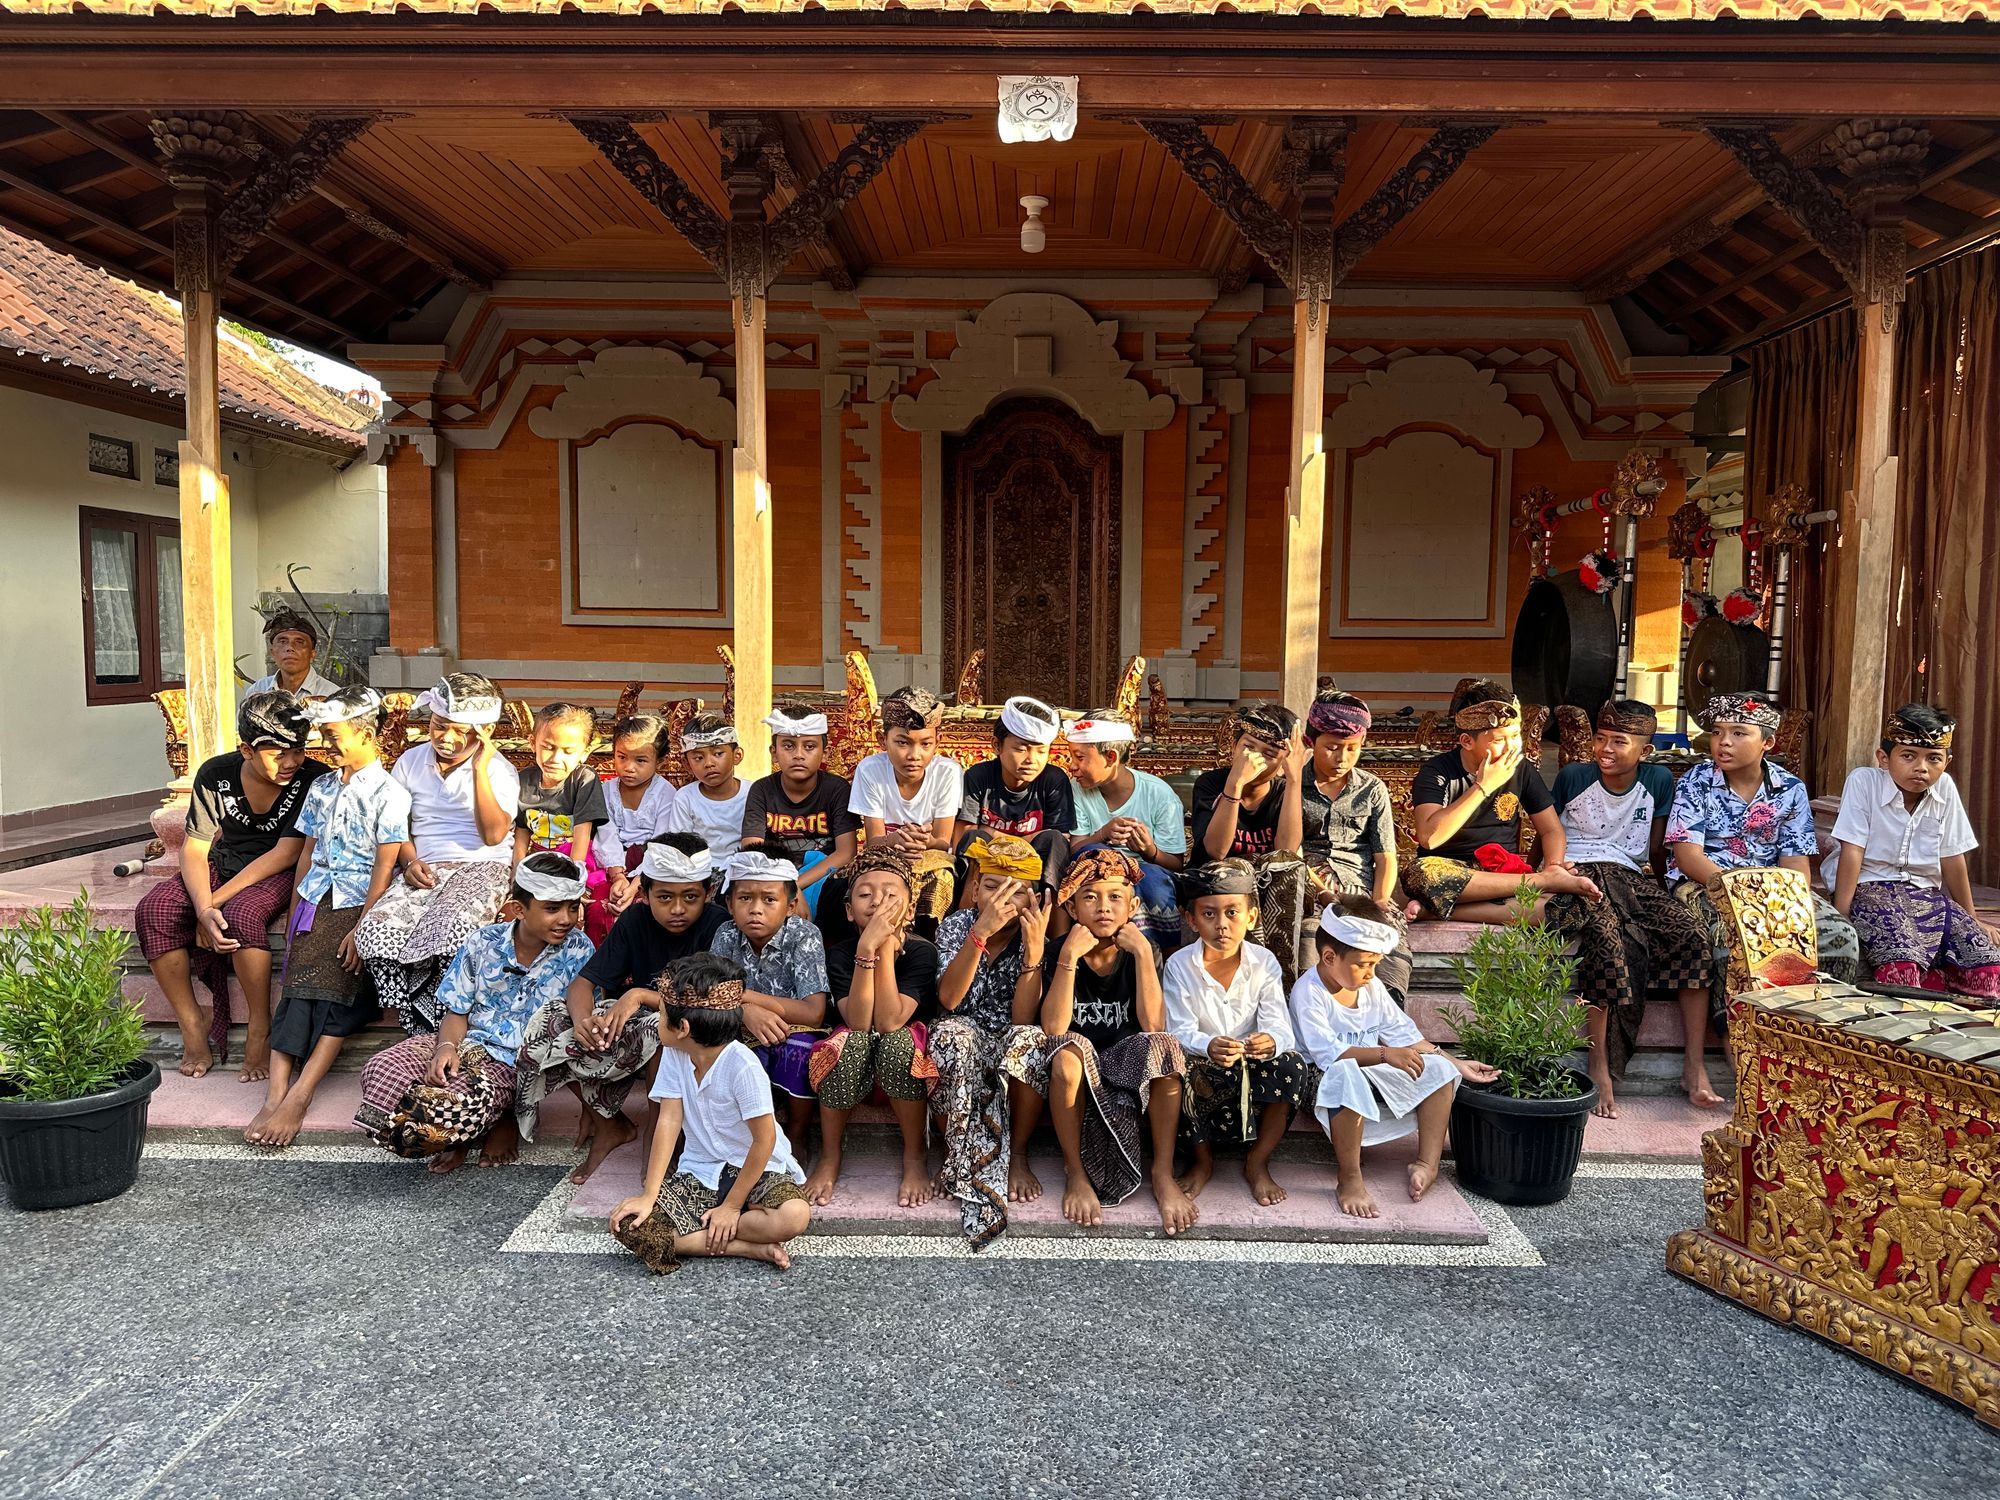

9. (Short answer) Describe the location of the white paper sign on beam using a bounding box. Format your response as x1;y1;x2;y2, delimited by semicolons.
998;76;1079;144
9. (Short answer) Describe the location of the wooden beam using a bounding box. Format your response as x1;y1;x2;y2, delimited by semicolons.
1283;294;1329;714
1901;194;1979;242
1825;304;1899;782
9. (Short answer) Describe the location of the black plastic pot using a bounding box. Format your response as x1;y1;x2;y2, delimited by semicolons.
0;1060;161;1211
1449;1067;1598;1206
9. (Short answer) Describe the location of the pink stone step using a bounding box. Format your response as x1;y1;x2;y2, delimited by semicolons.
1405;992;1712;1050
146;1065;588;1139
566;1130;1490;1243
1581;1092;1721;1158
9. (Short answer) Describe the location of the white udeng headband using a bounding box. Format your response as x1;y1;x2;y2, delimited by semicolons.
414;678;502;727
724;851;799;889
515;856;587;903
640;843;712;884
1062;716;1135;746
764;708;830;737
1319;906;1401;955
681;724;739;751
1000;695;1059;746
305;687;384;727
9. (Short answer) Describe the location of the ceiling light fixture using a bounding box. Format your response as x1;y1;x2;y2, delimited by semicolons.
1019;195;1048;254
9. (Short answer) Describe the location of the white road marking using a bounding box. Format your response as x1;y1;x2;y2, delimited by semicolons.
122;1388;255;1500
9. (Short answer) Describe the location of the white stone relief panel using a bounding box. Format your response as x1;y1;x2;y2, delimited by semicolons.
572;423;723;613
1343;432;1495;623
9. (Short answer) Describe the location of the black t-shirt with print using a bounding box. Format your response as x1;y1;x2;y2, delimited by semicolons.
1189;768;1323;861
185;751;329;881
741;772;859;861
824;935;942;1028
1410;748;1553;863
579;900;729;994
958;761;1076;837
515;765;611;850
1043;947;1145;1053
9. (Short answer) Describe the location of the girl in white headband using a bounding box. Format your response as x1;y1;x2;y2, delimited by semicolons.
1289;894;1498;1219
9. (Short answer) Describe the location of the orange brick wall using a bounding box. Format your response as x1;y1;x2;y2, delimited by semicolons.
1140;409;1188;656
385;442;435;650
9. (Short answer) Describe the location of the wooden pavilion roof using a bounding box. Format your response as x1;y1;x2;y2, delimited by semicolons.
0;0;1992;17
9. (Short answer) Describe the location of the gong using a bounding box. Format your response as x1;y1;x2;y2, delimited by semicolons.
1683;615;1771;723
1511;573;1617;722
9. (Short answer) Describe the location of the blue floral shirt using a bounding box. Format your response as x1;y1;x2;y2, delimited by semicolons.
710;916;828;1002
294;762;412;909
1664;759;1818;884
436;921;595;1065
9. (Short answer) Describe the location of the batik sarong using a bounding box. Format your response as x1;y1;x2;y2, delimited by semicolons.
927;1016;1023;1248
809;1023;936;1109
1848;882;2000;1000
1181;1050;1318;1148
270;899;379;1061
353;861;513;1033
1248;852;1312;991
1403;855;1479;920
1312;1051;1459;1143
510;996;660;1142
355;1034;516;1156
612;1169;808;1275
1002;1029;1185;1205
1677;868;1860;1028
135;862;294;1060
1560;863;1713;1076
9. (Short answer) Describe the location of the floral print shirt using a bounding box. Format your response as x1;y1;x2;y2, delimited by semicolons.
710;916;829;1002
294;761;412;909
1664;759;1818;885
436;920;595;1065
933;908;1029;1035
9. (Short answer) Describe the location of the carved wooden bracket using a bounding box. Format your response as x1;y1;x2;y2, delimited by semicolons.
1334;123;1500;282
568;114;728;266
1132;117;1298;286
1705;125;1868;293
1607;447;1666;519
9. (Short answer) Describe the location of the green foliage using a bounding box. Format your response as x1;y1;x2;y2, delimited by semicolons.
1446;880;1585;1101
0;893;148;1103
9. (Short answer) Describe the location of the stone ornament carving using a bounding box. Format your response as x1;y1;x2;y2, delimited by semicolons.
1325;355;1543;451
529;347;736;444
891;293;1175;436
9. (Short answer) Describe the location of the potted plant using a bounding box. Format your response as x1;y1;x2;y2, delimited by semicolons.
0;893;159;1210
1445;881;1599;1206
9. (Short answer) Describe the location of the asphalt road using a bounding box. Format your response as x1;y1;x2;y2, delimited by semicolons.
0;1156;1991;1500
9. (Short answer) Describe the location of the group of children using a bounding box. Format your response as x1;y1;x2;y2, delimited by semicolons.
137;635;1995;1270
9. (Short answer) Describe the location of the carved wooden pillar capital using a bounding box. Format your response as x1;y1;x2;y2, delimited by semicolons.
1284;116;1349;327
149;111;257;296
1832;118;1931;329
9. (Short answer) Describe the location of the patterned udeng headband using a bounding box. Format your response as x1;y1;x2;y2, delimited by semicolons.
1882;711;1954;750
1453;699;1520;732
681;722;738;751
881;687;944;732
1698;693;1782;733
1057;846;1141;906
665;977;745;1012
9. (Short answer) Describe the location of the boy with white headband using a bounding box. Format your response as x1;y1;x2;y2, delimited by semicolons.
665;710;749;861
1063;709;1186;952
848;685;963;934
956;694;1076;892
354;671;521;1034
355;851;594;1173
712;850;830;1138
1291;895;1497;1218
740;698;858;920
248;687;410;1148
515;831;726;1184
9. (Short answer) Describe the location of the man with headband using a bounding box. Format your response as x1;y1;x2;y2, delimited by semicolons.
356;851;594;1171
249;687;410;1148
246;606;341;700
931;831;1051;1247
665;710;749;862
1190;700;1316;989
1826;702;1997;999
354;671;522;1033
1063;709;1187;951
1299;688;1412;1003
137;690;330;1082
1667;693;1860;1023
848;684;964;933
956;694;1076;892
740;699;859;920
1551;699;1718;1118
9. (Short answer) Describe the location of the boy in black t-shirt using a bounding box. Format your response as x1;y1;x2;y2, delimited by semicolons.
1406;678;1601;924
1187;700;1315;987
1005;847;1195;1237
513;832;725;1184
512;702;609;865
739;701;859;920
955;694;1075;891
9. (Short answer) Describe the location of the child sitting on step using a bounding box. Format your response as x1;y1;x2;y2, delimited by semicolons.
611;952;813;1275
248;688;410;1148
711;851;830;1140
956;694;1076;893
847;686;963;936
1300;689;1413;1004
665;711;748;862
590;713;678;944
1290;896;1496;1220
740;702;858;920
513;701;608;866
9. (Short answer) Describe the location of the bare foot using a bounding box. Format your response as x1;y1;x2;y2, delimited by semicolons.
1589;1062;1619;1119
1176;1152;1215;1201
573;1111;598;1150
258;1094;311;1148
727;1240;792;1270
1245;1161;1288;1206
569;1112;636;1185
1407;1160;1440;1202
1153;1172;1198;1236
1683;1065;1724;1109
1061;1174;1103;1227
803;1155;843;1208
1403;899;1424;921
1537;867;1600;900
897;1156;936;1209
242;1099;279;1145
428;1148;469;1175
477;1115;520;1168
1337;1168;1379;1218
176;1026;214;1079
1008;1157;1043;1204
239;1031;270;1084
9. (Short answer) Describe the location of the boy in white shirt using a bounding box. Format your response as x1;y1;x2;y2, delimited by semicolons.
1162;858;1317;1209
611;953;813;1273
1291;897;1496;1219
665;712;748;861
847;686;964;934
1828;703;2000;1000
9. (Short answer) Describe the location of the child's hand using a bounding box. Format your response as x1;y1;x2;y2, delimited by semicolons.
337;930;362;973
972;877;1024;939
1477;740;1523;795
741;1007;790;1048
196;907;241;954
1281;726;1310;780
1225;742;1268;797
702;1202;741;1250
1243;1031;1278;1061
424;1043;461;1087
472;724;498;767
1207;1035;1245;1067
611;1194;652;1233
859;890;909;952
1113;922;1153;959
1382;1045;1427;1080
1060;923;1098;963
404;858;440;891
1014;889;1052;961
1454;1056;1500;1085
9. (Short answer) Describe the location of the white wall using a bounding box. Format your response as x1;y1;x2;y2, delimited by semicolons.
0;382;376;816
252;442;385;597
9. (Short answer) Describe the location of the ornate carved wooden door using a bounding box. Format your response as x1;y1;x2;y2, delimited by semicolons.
944;398;1121;709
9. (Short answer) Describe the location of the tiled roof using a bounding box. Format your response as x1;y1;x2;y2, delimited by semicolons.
0;0;1990;18
0;227;372;449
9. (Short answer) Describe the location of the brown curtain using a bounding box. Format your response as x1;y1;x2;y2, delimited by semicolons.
1884;247;2000;886
1746;312;1857;797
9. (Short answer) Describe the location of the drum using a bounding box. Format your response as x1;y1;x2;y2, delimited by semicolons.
1510;573;1617;724
1682;614;1772;723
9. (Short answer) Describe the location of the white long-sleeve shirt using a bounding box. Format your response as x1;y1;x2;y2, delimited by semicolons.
1161;941;1295;1057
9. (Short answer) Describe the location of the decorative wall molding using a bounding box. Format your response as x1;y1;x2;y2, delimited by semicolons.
841;398;885;650
1178;401;1229;656
1324;355;1544;452
528;346;736;445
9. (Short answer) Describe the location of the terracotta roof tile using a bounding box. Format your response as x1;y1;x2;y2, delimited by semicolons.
0;0;1991;18
0;227;372;449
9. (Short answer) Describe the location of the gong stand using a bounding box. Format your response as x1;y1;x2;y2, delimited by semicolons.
1606;449;1666;699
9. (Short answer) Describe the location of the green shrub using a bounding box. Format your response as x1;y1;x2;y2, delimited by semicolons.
1446;880;1585;1100
0;893;148;1103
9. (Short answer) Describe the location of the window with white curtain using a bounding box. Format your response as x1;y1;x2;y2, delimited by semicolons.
80;507;183;705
